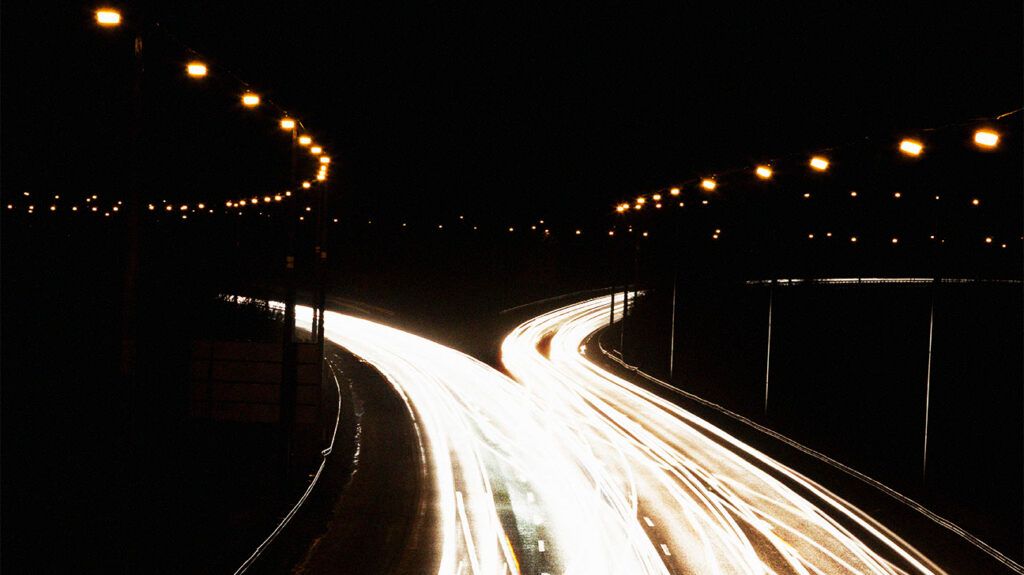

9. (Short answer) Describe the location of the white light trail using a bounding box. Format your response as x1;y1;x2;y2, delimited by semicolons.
290;305;670;575
502;295;947;575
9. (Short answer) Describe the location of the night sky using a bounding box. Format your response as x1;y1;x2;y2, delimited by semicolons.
3;2;1022;225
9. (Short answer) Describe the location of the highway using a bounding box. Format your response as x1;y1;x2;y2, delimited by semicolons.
501;295;946;575
293;305;671;575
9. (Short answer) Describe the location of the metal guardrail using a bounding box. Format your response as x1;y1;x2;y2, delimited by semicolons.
232;354;344;575
594;335;1024;574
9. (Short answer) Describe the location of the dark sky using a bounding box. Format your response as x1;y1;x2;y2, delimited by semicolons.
3;1;1021;226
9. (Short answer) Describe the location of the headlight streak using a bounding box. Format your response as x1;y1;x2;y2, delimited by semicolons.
501;295;946;575
289;305;671;575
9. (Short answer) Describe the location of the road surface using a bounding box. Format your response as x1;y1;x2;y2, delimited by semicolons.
289;298;947;574
501;295;946;575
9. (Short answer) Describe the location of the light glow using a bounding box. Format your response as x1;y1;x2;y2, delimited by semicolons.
95;9;121;26
973;129;999;148
186;62;208;77
810;156;829;171
899;139;923;156
242;93;260;107
755;165;773;179
700;179;716;191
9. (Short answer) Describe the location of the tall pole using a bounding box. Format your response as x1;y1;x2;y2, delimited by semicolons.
122;30;144;574
669;210;680;380
764;282;774;415
922;285;936;483
279;128;298;486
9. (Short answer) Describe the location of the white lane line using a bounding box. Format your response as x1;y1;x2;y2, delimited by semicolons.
660;543;672;556
455;491;481;575
644;516;655;527
538;539;546;553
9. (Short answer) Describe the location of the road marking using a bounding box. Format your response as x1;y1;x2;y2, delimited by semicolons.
538;539;546;553
660;544;671;556
644;516;655;527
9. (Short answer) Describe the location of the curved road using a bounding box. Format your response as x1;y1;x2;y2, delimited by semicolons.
294;297;946;574
501;295;945;575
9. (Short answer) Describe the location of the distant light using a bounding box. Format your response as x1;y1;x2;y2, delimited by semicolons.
239;200;247;206
50;205;56;211
809;156;829;171
701;179;717;191
264;196;272;203
633;204;642;210
641;232;648;237
285;191;292;197
652;194;662;201
508;227;514;232
670;187;681;196
575;230;582;235
333;218;339;223
274;195;282;201
310;146;322;155
894;192;901;199
850;191;857;198
701;200;708;205
678;202;684;207
608;230;615;236
73;206;79;211
317;173;326;181
197;203;205;209
891;237;899;244
1001;244;1007;249
899;139;923;156
971;198;980;206
985;237;993;244
850;236;858;243
302;181;311;189
298;135;313;146
973;129;999;149
808;233;814;239
242;93;260;107
112;206;119;212
803;193;811;199
712;234;719;240
225;200;233;207
655;203;662;209
180;205;188;211
165;205;173;211
319;156;331;164
305;206;312;212
280;118;296;130
826;232;832;237
186;62;208;77
636;197;646;205
755;165;773;179
95;9;121;26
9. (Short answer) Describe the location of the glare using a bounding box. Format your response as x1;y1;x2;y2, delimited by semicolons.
319;156;331;164
310;146;323;155
280;118;296;130
636;197;646;205
242;93;260;107
899;139;923;156
669;187;681;196
809;156;829;171
973;129;999;148
186;62;208;77
755;165;773;179
95;9;121;26
652;194;662;201
701;179;717;191
298;135;312;146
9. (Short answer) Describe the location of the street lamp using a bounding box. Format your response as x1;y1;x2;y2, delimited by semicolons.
280;118;296;130
186;62;208;77
95;8;122;26
310;146;322;155
700;178;717;191
899;139;924;156
755;165;773;179
242;92;260;107
809;156;829;171
298;135;312;146
973;129;999;149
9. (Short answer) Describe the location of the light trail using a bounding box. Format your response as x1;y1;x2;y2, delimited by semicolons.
502;295;948;575
290;305;671;575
